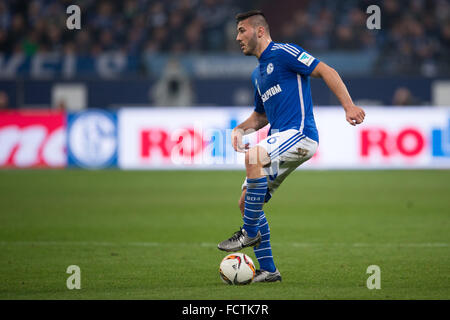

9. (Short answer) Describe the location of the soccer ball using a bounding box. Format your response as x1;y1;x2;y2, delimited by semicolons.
219;253;256;285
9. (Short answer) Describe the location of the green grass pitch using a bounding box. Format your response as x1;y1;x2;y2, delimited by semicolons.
0;169;449;299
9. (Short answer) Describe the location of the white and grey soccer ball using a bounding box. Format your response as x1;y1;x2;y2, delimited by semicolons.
219;253;256;285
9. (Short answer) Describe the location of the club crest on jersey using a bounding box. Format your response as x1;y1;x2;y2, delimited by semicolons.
298;52;314;66
267;63;274;74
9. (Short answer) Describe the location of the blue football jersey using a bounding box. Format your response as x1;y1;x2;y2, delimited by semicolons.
252;41;320;142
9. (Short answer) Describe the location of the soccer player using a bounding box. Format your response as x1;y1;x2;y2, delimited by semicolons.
217;10;366;282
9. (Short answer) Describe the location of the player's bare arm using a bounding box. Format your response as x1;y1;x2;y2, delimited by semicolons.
311;61;365;126
231;111;268;152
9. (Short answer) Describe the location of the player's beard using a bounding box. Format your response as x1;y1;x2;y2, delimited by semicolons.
243;32;258;56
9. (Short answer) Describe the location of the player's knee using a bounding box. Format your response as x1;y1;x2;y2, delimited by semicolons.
245;146;270;167
245;148;261;168
245;148;269;179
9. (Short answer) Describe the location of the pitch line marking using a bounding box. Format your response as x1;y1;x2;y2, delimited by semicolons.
0;241;448;248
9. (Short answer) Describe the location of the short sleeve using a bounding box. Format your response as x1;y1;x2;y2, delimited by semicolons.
277;43;320;76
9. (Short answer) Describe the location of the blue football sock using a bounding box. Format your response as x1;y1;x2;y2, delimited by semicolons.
253;213;276;272
243;177;267;238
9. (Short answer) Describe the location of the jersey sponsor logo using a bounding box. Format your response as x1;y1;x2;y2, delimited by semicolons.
261;84;282;103
266;63;274;74
298;52;315;67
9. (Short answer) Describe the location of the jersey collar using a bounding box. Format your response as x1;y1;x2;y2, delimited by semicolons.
259;41;274;61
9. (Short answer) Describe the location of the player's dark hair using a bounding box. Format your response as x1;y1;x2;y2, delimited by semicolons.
235;10;270;33
235;10;266;23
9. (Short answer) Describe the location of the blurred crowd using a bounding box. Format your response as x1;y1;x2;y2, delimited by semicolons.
269;0;449;76
0;0;449;76
0;0;249;56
